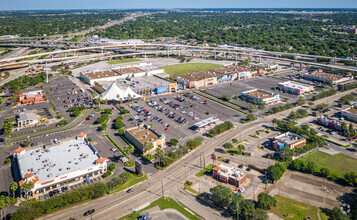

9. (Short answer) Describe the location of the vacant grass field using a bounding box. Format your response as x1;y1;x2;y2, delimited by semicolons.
107;58;141;64
161;63;224;75
71;36;83;41
301;151;357;178
120;197;201;220
269;196;328;220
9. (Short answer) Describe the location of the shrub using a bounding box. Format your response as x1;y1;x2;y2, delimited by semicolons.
124;160;134;167
169;138;179;146
108;163;116;171
58;120;68;126
209;121;234;137
102;170;112;178
223;142;233;149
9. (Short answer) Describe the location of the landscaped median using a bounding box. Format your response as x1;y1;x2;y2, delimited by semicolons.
111;173;148;194
10;110;92;144
119;197;202;220
193;91;247;115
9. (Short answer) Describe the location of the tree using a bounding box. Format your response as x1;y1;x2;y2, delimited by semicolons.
232;138;238;144
143;142;154;153
296;98;306;106
261;102;267;110
284;98;288;103
123;145;135;156
330;207;350;220
72;110;80;117
156;147;165;166
257;193;276;210
4;72;10;77
10;182;18;199
344;171;357;187
169;138;178;146
210;185;233;208
223;142;233;149
252;208;268;220
341;122;348;132
267;162;286;183
349;123;355;138
246;114;256;122
58;120;68;126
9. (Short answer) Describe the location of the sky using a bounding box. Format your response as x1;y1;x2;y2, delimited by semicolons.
1;0;357;10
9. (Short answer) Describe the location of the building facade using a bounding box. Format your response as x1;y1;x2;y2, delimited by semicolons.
212;164;247;187
17;112;39;128
124;124;166;155
16;90;46;105
14;133;108;198
341;106;357;122
241;89;280;105
317;116;343;131
301;69;353;84
270;132;306;151
277;81;314;95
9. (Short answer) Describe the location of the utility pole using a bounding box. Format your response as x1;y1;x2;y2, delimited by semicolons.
236;200;239;220
161;180;165;199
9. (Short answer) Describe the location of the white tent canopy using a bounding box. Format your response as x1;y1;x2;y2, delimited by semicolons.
98;83;141;101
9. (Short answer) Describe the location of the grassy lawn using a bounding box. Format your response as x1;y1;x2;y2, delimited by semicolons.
107;58;141;64
71;36;83;41
112;173;148;193
120;197;202;220
301;151;357;178
195;164;213;177
161;63;224;75
269;196;328;220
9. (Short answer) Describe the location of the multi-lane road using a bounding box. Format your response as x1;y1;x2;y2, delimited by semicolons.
36;89;356;220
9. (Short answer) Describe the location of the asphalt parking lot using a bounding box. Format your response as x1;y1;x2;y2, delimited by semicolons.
202;76;301;112
123;92;239;141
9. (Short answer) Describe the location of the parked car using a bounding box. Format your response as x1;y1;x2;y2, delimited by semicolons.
127;188;134;193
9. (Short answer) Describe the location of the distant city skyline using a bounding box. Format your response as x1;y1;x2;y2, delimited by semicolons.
1;0;357;10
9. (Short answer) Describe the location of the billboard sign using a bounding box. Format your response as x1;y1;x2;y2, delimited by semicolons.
135;159;143;174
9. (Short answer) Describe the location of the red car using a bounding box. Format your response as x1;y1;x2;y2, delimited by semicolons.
86;117;91;120
165;127;169;131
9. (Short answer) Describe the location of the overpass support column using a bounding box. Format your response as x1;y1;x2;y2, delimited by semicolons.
144;53;146;59
314;57;317;62
235;53;238;61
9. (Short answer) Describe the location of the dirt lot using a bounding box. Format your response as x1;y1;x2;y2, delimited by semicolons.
269;171;355;209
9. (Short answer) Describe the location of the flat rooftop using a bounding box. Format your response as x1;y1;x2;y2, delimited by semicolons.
178;64;251;82
346;107;357;115
275;132;304;145
243;89;274;99
116;67;144;74
17;138;99;183
303;71;349;81
83;70;121;80
279;81;312;89
128;127;160;144
103;75;173;91
216;163;246;180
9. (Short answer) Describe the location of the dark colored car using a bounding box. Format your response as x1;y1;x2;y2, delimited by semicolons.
83;209;95;216
127;188;134;193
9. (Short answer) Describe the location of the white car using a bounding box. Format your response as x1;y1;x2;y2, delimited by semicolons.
239;188;245;193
